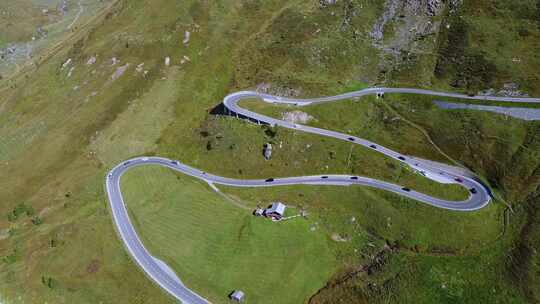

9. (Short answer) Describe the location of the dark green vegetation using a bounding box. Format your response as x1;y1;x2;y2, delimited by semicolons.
0;0;539;303
435;15;497;93
6;203;35;222
433;0;540;95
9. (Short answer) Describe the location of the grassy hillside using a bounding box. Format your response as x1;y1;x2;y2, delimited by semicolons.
433;0;540;95
0;0;539;303
121;166;337;304
0;0;111;78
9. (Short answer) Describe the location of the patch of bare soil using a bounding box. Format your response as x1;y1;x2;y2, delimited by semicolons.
281;110;315;124
86;259;101;274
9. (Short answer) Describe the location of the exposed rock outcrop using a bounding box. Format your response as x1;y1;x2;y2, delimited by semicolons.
282;111;315;124
370;0;450;84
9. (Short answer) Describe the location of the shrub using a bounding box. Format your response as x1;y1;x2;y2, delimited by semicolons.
7;203;35;222
32;216;43;226
41;276;57;289
264;125;278;138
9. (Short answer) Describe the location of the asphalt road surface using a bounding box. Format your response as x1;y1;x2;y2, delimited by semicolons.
106;87;540;303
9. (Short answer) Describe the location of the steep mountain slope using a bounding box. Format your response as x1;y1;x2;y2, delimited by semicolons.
0;0;539;303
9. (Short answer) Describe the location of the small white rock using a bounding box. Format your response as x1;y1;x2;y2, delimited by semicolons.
86;56;96;65
67;66;75;78
61;58;72;69
183;31;191;44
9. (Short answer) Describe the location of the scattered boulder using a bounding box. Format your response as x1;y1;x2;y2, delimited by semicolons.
111;63;130;81
136;63;145;73
180;55;191;65
6;46;16;55
263;143;273;160
256;83;301;97
498;83;529;97
370;0;447;78
183;31;191;44
58;0;68;14
478;88;496;96
427;0;444;16
67;66;75;78
331;233;350;242
36;27;48;39
319;0;338;8
165;56;171;66
479;83;529;98
0;229;9;241
61;58;72;69
449;0;463;13
86;56;96;65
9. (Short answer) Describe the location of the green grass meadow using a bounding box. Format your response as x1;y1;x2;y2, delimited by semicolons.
1;0;539;303
121;165;338;304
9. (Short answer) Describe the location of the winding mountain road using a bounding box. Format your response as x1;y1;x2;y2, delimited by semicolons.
105;87;540;303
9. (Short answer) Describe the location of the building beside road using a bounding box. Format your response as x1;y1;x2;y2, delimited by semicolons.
264;202;286;220
229;290;245;302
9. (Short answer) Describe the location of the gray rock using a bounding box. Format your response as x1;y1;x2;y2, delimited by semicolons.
319;0;338;8
86;56;97;65
263;143;273;160
427;0;444;16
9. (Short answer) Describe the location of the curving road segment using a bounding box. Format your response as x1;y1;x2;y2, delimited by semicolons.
106;87;540;303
